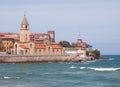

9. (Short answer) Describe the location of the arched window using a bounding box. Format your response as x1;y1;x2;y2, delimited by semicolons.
15;44;17;49
25;25;27;28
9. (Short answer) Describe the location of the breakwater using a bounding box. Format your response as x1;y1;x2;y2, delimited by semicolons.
0;54;88;63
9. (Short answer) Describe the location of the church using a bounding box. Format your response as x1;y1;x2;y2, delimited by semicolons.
11;15;63;55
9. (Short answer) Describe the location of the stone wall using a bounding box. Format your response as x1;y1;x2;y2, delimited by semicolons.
0;55;82;63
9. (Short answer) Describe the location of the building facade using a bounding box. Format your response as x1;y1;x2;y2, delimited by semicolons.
11;15;63;55
0;33;19;53
64;38;92;57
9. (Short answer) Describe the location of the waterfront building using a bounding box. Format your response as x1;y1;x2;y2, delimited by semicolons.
0;33;19;53
11;15;63;55
0;14;91;57
64;38;92;57
72;39;88;50
30;31;55;43
0;32;55;53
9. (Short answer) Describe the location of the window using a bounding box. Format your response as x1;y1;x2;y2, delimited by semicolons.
25;50;27;54
35;49;37;53
39;49;41;52
30;44;32;48
48;47;50;51
25;25;27;28
43;49;45;52
15;44;17;49
25;34;27;40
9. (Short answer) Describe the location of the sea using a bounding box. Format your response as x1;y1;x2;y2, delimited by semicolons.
0;55;120;87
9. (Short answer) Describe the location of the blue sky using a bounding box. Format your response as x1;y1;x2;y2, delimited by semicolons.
0;0;120;54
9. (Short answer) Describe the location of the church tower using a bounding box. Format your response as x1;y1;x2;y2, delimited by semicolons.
20;14;30;42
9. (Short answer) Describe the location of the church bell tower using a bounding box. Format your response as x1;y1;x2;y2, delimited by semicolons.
20;14;30;42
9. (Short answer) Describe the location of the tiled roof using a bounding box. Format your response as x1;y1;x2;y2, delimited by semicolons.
0;35;13;39
35;45;46;49
72;42;88;48
51;45;62;49
0;34;19;40
19;45;29;49
31;33;49;36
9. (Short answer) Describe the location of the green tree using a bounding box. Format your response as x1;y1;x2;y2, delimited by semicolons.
59;40;71;47
86;49;101;58
92;49;100;57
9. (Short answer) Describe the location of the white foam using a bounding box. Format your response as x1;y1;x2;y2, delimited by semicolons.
4;76;20;79
87;60;97;63
80;67;120;71
89;67;120;71
4;76;10;79
70;65;77;69
80;67;86;69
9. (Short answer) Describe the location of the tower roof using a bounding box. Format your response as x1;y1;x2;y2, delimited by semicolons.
21;15;29;25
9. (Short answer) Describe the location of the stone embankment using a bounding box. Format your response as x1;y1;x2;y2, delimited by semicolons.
0;55;92;63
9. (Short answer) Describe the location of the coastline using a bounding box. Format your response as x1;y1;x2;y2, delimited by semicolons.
0;54;93;63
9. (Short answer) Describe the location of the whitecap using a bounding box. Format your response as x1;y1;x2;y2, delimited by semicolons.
87;60;97;63
89;67;120;71
4;76;10;79
3;76;20;79
80;67;120;71
80;67;86;69
70;65;77;69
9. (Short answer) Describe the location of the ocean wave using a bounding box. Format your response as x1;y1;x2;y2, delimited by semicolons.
80;67;86;69
70;65;77;69
89;68;120;71
80;67;120;71
3;76;20;79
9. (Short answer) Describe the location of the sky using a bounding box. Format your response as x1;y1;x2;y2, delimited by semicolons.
0;0;120;55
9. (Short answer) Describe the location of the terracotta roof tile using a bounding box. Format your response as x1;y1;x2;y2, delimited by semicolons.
51;45;62;49
19;45;29;49
72;42;88;48
35;45;46;49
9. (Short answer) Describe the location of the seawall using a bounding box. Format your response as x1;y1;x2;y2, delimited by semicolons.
0;55;85;63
